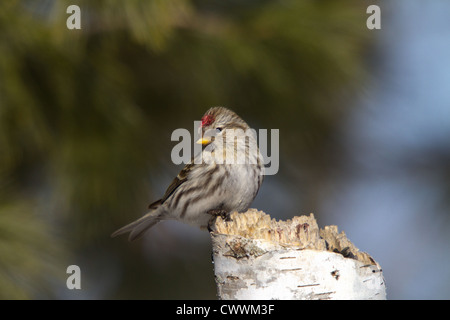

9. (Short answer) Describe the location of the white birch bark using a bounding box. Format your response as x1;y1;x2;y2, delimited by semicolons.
211;209;386;300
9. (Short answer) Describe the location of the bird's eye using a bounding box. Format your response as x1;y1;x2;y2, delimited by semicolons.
216;127;223;133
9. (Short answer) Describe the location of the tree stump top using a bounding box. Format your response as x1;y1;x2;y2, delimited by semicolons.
213;209;378;266
211;209;386;299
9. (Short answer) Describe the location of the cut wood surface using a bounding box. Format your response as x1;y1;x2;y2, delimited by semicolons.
211;209;386;300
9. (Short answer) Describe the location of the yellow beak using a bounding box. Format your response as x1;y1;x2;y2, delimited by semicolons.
196;137;212;145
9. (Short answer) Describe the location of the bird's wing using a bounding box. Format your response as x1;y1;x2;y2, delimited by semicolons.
149;162;194;208
113;162;196;240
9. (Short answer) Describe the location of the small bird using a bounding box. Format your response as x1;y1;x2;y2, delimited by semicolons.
112;107;264;240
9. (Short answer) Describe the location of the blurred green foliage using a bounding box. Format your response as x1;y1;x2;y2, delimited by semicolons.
0;0;371;298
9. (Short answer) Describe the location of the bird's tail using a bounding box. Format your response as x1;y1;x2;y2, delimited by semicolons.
111;208;162;241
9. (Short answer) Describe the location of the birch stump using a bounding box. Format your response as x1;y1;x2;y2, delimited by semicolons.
211;209;386;300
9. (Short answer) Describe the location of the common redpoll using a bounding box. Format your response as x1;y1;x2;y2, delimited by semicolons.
112;107;264;241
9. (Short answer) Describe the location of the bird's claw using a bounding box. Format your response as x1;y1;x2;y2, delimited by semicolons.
207;209;232;232
207;209;231;221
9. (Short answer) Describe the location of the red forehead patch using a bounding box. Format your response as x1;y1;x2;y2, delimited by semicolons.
201;115;214;127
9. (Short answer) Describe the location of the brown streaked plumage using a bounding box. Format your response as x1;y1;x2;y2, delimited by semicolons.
111;107;264;241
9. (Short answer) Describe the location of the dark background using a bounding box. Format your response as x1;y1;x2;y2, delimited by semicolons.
1;0;449;299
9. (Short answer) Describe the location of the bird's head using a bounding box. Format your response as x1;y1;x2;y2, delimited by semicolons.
197;107;249;146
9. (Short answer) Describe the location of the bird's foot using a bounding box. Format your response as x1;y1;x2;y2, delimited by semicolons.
207;209;231;221
207;209;232;232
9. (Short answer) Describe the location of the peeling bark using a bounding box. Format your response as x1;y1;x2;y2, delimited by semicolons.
211;209;386;300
